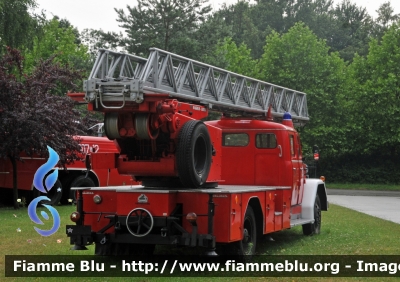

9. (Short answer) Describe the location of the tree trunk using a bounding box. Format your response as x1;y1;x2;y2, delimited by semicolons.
10;156;19;209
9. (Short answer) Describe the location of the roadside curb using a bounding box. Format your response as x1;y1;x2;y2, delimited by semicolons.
327;188;400;197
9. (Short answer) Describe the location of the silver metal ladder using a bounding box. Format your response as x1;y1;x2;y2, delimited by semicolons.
84;48;309;123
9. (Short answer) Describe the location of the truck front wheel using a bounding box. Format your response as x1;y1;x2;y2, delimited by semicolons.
302;194;321;236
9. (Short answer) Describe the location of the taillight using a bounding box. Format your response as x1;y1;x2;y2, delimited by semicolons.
186;212;197;226
70;212;80;222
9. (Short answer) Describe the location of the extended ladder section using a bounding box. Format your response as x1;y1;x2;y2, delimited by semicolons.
84;48;309;123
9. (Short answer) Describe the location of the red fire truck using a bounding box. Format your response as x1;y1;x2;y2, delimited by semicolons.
0;129;135;206
66;48;328;256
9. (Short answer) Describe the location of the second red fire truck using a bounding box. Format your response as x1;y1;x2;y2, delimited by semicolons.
0;126;135;206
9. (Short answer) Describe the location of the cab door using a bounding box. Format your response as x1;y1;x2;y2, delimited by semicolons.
289;133;302;206
254;132;280;186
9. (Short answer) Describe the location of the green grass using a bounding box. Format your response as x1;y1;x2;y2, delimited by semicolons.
327;183;400;191
1;204;400;281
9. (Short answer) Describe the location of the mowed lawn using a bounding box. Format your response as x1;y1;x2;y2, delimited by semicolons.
1;203;400;281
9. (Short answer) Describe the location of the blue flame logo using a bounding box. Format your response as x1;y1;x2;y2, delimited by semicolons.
28;146;61;236
33;146;59;193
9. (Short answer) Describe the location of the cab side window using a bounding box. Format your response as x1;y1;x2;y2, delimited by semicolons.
289;135;295;157
255;133;277;149
223;133;249;147
297;135;302;158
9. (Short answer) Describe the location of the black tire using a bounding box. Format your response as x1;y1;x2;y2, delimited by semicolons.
69;175;96;202
38;179;63;206
176;120;212;188
229;206;257;256
60;175;74;204
302;194;321;236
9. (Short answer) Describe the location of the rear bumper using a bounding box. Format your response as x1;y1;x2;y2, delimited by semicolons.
66;221;215;249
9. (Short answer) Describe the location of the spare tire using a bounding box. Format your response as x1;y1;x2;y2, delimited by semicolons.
69;175;96;202
176;120;212;188
142;177;183;188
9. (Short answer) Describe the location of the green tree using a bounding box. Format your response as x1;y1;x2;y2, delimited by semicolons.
57;17;81;45
330;0;372;61
0;0;39;52
258;23;348;156
374;1;400;39
283;0;333;30
115;0;212;58
376;1;399;29
218;1;263;58
348;24;400;155
251;0;288;33
214;37;257;77
216;0;373;61
80;28;124;58
23;18;90;96
184;13;232;62
283;0;339;49
24;18;89;71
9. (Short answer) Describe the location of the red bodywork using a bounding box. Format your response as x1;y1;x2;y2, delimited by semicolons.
77;114;306;243
0;136;135;192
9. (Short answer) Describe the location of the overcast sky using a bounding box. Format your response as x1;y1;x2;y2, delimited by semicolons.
34;0;400;33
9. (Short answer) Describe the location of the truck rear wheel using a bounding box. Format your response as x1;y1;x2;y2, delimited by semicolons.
224;206;257;257
37;179;63;206
176;121;212;188
69;175;96;202
302;194;321;235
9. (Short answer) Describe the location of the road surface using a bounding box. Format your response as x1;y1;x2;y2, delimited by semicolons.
327;189;400;224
